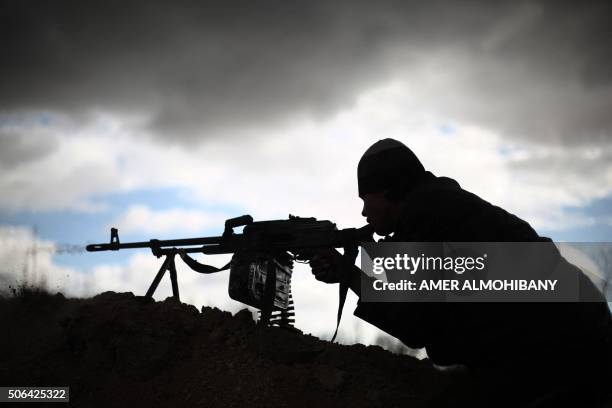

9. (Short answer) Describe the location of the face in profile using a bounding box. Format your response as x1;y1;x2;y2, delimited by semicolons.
360;191;402;236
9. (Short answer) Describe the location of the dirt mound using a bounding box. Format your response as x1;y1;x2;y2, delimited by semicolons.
0;290;452;407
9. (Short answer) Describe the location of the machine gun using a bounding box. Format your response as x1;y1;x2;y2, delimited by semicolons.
87;215;373;338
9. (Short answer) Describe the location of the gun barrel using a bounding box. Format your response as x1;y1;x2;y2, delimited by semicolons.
86;235;230;252
86;240;146;252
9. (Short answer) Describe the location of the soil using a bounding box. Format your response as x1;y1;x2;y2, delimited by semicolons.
0;290;457;408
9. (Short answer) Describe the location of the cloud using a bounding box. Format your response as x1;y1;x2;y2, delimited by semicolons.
1;1;399;139
1;1;610;147
109;205;231;235
557;243;608;290
0;118;121;212
2;79;611;235
0;121;60;170
1;2;611;232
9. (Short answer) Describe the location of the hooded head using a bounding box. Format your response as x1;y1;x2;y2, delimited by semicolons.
357;138;426;198
357;139;427;235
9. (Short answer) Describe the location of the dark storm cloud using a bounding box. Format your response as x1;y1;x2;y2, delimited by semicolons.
1;0;611;143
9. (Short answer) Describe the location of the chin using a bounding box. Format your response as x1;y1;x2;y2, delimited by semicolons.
374;227;392;236
368;221;390;236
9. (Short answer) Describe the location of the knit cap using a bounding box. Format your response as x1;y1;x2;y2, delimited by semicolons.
357;138;425;196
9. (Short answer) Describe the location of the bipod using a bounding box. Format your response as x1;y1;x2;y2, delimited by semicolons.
145;252;180;301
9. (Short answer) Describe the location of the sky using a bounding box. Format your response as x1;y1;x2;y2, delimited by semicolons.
1;0;611;353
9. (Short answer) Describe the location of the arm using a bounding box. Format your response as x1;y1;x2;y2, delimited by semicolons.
310;248;375;298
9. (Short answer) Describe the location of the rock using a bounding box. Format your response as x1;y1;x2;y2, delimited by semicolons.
234;308;254;324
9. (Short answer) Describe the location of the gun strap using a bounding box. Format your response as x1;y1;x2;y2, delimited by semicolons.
331;246;359;343
181;253;230;274
331;278;349;342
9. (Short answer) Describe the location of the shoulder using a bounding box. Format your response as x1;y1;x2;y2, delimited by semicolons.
395;176;540;241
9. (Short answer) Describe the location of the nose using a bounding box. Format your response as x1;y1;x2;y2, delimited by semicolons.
361;202;367;218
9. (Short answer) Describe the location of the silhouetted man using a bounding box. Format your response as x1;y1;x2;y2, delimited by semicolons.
311;138;611;407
